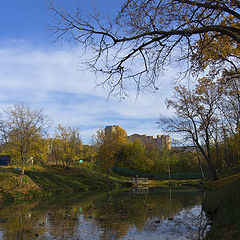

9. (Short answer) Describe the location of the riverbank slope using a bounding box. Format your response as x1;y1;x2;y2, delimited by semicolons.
0;165;125;203
204;168;240;240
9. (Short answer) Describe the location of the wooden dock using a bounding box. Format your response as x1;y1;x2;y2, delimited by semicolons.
129;177;148;186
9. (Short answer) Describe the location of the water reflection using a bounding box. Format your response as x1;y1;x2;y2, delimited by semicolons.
0;188;209;240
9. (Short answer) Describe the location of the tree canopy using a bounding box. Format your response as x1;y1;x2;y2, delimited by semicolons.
158;77;223;180
50;0;240;97
2;104;49;184
51;124;82;170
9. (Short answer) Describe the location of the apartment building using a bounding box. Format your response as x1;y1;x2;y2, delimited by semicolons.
105;126;171;150
128;134;171;150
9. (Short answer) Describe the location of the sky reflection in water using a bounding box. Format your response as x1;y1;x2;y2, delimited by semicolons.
0;188;209;240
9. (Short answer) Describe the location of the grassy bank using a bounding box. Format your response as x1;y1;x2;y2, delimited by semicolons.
148;179;204;188
203;168;240;240
0;165;125;202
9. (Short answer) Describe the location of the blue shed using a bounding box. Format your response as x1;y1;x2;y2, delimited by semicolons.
0;155;11;166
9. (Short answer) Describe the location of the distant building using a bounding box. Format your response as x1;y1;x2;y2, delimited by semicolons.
105;125;171;150
105;125;120;135
128;134;171;150
156;135;171;150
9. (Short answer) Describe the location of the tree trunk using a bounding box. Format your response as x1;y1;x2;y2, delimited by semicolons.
166;157;171;183
19;164;25;187
195;140;218;181
206;158;218;181
106;168;109;187
196;150;205;179
215;142;222;173
19;149;25;186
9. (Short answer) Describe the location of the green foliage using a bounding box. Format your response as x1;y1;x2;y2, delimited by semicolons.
80;145;97;163
169;151;200;173
115;139;154;173
112;166;208;180
115;139;200;174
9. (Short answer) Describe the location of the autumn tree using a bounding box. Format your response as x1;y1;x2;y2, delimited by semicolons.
3;104;49;185
96;129;116;184
30;138;50;164
80;144;97;164
115;139;155;173
49;0;240;97
213;75;240;168
52;124;82;170
95;126;127;184
158;78;224;180
219;76;240;134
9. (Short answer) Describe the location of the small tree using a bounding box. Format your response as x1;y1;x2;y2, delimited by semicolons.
4;104;49;185
95;127;127;185
95;129;114;185
80;145;97;164
52;125;82;170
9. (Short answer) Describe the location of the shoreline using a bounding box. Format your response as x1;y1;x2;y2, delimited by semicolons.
0;165;126;204
0;166;207;203
203;172;240;239
1;164;240;239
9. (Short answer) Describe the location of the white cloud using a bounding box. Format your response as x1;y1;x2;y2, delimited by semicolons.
0;43;175;143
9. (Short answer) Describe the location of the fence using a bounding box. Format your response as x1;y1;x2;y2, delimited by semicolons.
111;166;209;180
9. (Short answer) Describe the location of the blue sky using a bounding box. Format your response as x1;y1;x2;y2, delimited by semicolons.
0;0;176;143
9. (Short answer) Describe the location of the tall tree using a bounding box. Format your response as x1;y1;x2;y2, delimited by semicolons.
50;0;240;97
219;76;240;135
217;76;240;166
158;78;223;180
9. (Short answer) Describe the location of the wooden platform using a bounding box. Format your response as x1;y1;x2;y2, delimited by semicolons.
129;177;148;185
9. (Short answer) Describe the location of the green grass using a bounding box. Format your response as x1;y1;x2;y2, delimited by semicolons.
147;179;205;189
0;164;126;203
26;165;125;192
112;166;209;180
203;168;240;240
0;167;42;202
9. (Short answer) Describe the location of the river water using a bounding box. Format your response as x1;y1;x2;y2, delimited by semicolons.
0;188;210;240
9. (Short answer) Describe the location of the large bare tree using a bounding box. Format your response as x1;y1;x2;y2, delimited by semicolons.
158;78;223;180
49;0;240;97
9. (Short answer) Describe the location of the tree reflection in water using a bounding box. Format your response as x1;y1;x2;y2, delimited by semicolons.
0;188;210;240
